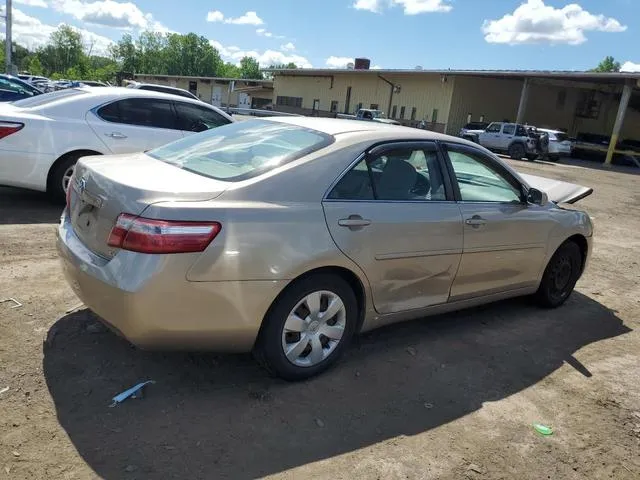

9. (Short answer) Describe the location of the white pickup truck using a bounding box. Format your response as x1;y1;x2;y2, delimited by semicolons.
476;122;539;161
337;109;401;125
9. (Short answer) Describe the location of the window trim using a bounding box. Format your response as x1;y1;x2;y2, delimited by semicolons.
323;140;456;203
440;142;526;204
173;99;231;131
93;97;180;131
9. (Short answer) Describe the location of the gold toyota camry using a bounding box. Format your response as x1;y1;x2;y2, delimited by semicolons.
57;117;593;380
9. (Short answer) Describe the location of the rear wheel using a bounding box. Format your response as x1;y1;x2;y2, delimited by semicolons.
48;154;82;204
254;274;358;381
548;154;560;162
535;241;582;308
508;143;525;160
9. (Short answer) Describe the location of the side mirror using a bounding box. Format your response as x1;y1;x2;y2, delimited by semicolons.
527;187;548;206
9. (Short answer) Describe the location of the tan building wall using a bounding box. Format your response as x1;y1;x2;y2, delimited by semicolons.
272;72;455;131
448;76;523;136
133;75;274;108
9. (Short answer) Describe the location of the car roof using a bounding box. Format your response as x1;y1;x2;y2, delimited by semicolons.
260;116;472;143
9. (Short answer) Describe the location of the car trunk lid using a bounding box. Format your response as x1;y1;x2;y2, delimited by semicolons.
520;173;593;204
69;153;228;258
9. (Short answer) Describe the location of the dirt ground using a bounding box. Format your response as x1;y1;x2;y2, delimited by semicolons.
1;157;639;480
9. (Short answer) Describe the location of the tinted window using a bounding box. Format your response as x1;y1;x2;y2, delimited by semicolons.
174;102;230;132
502;124;515;135
148;120;333;182
486;123;501;133
446;145;522;203
516;125;528;137
97;98;177;130
329;144;447;201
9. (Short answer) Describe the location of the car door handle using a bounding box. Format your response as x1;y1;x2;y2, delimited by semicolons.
338;216;371;228
105;132;127;139
465;216;487;227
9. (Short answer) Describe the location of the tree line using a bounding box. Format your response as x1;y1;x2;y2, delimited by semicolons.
2;25;296;83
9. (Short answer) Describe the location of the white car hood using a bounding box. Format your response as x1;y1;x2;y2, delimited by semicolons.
520;173;593;204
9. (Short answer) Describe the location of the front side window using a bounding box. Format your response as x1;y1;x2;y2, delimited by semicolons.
486;123;501;133
97;98;177;130
147;119;333;182
445;145;522;203
329;144;447;201
174;102;230;132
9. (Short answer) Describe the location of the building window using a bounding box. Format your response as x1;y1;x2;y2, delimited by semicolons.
276;96;303;108
330;101;339;112
411;107;417;121
188;81;197;94
575;90;600;119
467;113;472;123
556;90;567;110
313;99;320;111
479;115;485;122
399;106;406;119
370;103;379;110
391;105;397;118
432;108;439;124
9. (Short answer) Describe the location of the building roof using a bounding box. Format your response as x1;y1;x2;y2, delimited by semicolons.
134;73;273;85
264;68;640;84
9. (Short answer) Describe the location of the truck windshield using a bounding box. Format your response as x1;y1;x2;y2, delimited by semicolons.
371;110;385;118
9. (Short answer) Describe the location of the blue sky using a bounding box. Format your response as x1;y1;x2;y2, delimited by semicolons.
5;0;640;71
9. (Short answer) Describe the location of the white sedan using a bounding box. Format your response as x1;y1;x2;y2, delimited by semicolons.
0;87;233;201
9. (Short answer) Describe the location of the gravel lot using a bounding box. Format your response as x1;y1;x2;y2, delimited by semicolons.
1;157;639;480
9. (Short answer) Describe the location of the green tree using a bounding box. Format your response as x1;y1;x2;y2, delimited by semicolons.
219;62;241;78
110;33;138;73
239;56;262;79
267;62;297;69
26;56;44;76
592;56;621;73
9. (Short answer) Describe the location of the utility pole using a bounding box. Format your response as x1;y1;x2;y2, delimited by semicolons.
4;0;12;74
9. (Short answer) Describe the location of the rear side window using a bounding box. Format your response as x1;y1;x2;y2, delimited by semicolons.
97;98;177;130
174;102;230;132
502;124;515;135
147;119;333;182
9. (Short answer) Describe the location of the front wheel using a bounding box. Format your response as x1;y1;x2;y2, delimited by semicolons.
535;241;583;308
254;274;358;381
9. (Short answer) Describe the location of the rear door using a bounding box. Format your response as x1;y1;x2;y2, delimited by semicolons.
442;143;556;300
498;123;516;150
86;97;183;154
173;101;232;136
323;142;463;314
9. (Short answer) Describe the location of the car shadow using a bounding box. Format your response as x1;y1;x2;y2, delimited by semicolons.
0;187;62;225
43;292;630;479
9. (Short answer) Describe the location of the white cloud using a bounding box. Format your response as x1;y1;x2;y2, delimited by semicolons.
225;11;264;26
0;8;114;55
51;0;167;31
256;28;272;37
482;0;626;45
621;61;640;73
206;10;224;22
371;64;382;69
326;56;353;68
210;39;312;68
353;0;452;14
281;42;295;51
15;0;48;7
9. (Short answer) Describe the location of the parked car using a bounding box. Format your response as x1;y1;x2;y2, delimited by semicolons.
336;108;401;125
459;121;489;141
126;81;200;101
536;128;573;161
18;74;49;85
57;117;593;381
0;74;43;102
78;80;108;87
0;87;233;201
477;122;539;160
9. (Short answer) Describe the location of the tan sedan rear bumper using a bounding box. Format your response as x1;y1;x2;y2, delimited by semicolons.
57;214;287;352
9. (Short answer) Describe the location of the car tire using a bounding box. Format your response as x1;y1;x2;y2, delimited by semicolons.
508;143;525;160
254;273;358;381
526;154;538;161
535;241;583;308
48;153;82;204
548;154;560;162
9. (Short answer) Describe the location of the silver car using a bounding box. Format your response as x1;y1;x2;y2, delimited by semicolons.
57;118;594;380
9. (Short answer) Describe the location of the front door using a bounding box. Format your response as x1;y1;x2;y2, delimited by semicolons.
443;143;555;300
86;98;184;154
323;142;463;314
478;122;502;149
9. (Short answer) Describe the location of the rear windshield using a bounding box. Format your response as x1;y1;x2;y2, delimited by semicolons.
147;119;334;181
554;132;569;142
11;88;87;108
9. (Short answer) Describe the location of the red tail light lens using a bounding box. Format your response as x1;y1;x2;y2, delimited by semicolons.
0;122;24;139
107;214;221;254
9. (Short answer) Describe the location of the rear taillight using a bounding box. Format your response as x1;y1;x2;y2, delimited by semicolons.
0;122;24;139
65;175;74;210
107;214;221;254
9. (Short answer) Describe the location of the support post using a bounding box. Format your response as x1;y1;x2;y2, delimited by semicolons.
605;83;632;166
515;78;529;125
4;0;12;74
